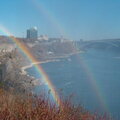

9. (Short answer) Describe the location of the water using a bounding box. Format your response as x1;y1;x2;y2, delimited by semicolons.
27;49;120;119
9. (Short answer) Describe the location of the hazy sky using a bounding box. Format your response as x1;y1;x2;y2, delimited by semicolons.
0;0;120;40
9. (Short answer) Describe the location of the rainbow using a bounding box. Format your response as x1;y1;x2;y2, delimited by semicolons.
0;25;61;106
28;0;109;113
75;54;109;112
0;1;110;112
0;24;110;112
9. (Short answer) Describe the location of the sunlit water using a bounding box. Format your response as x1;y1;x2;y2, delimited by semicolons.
27;49;120;119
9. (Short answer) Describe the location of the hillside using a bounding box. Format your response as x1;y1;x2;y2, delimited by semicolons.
0;36;78;61
78;39;120;52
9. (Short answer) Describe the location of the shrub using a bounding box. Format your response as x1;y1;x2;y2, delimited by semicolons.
0;89;112;120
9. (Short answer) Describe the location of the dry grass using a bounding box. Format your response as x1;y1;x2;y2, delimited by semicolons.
0;89;112;120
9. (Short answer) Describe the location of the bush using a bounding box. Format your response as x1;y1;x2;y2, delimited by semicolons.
0;89;112;120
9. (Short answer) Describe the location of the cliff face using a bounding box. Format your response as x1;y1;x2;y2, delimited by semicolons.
0;64;6;82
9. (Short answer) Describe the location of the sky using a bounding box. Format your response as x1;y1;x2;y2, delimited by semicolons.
0;0;120;40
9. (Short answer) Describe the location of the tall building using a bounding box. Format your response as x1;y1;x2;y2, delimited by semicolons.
27;27;38;39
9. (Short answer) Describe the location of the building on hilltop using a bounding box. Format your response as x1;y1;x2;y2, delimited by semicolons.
26;27;38;39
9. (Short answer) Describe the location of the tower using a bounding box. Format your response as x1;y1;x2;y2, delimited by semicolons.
27;27;38;39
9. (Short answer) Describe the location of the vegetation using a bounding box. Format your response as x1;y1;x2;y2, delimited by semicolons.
0;49;36;93
0;89;112;120
0;50;113;120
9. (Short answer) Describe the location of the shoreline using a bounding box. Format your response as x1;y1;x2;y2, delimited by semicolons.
20;51;83;87
21;59;60;74
21;51;82;74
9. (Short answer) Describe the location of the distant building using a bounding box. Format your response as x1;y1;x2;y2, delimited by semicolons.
38;35;49;41
48;37;68;43
27;27;38;39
